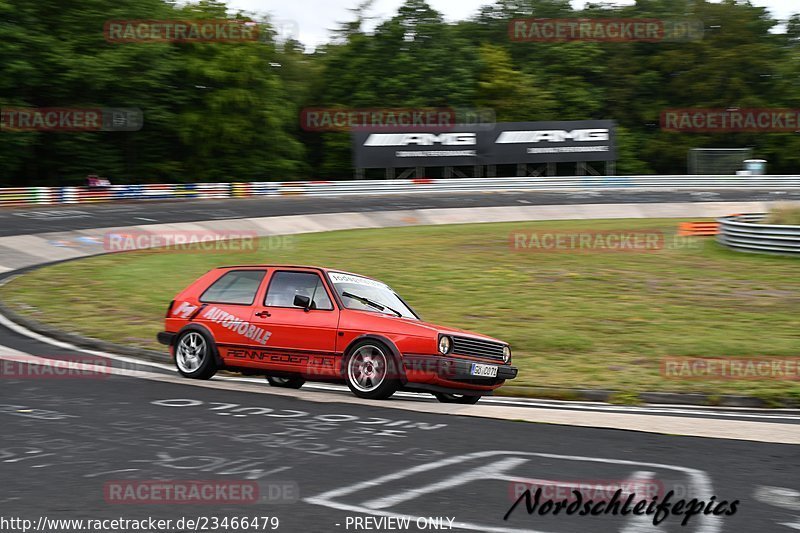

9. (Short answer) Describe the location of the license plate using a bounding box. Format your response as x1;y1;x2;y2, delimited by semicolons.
470;363;498;378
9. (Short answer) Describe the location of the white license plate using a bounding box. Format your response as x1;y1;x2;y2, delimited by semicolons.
470;363;498;378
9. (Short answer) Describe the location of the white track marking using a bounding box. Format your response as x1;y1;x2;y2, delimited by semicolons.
0;347;167;380
362;457;529;510
474;399;800;421
620;471;660;533
297;381;800;421
784;516;800;530
84;468;140;478
3;343;798;444
754;486;800;511
0;312;173;373
2;311;799;423
306;451;722;533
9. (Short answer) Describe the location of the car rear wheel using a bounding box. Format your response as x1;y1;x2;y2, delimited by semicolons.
434;393;481;405
266;376;305;389
345;341;400;400
175;330;217;380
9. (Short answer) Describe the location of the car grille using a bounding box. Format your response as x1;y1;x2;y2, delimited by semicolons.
451;336;505;362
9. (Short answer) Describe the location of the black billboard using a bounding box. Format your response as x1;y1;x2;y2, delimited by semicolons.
489;120;616;164
352;126;491;168
352;120;616;168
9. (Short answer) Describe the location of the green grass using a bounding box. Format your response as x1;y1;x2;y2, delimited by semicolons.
763;205;800;225
1;218;799;401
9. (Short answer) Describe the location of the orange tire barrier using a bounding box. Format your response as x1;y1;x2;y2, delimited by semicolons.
678;221;719;236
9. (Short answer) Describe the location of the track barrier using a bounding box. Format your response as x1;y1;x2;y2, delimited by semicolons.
2;175;800;208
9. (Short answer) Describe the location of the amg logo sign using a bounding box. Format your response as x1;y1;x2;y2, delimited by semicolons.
496;129;610;143
352;121;616;167
364;133;477;146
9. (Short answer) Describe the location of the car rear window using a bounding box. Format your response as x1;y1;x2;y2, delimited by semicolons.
200;270;266;305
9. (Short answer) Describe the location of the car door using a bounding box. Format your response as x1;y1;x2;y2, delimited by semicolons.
193;268;271;357
248;269;340;378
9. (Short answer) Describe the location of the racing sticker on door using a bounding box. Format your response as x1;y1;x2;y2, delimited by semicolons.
172;301;199;319
201;307;272;345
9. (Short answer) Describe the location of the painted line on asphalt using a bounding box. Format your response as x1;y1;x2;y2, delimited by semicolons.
2;311;799;425
0;345;167;381
305;451;722;533
474;397;800;421
2;339;799;444
0;312;174;374
295;382;800;421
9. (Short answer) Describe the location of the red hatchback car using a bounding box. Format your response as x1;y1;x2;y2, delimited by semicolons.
158;265;517;404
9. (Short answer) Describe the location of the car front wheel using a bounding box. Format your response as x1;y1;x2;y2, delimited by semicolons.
266;376;305;389
434;393;481;405
175;329;218;380
345;341;400;400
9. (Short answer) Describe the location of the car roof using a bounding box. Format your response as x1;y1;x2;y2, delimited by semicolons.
217;264;325;271
215;265;379;281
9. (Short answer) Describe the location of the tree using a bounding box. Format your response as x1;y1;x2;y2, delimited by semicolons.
1;0;798;182
475;44;556;121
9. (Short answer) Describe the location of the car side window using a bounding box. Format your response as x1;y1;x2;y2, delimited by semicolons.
265;271;333;310
200;270;266;305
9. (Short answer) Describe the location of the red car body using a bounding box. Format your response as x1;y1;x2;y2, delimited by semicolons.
158;265;517;403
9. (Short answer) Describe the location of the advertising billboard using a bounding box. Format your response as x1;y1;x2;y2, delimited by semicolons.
352;121;616;168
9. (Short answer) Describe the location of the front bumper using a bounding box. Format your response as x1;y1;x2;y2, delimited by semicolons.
402;354;518;392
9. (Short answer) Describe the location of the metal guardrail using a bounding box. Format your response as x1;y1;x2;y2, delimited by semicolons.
2;175;800;208
717;213;800;255
271;175;800;197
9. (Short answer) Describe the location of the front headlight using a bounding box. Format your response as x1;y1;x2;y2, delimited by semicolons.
438;335;452;355
503;345;512;364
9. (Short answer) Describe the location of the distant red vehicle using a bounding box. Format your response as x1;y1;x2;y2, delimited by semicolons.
158;265;517;404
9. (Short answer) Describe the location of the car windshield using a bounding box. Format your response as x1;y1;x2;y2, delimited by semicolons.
328;272;418;319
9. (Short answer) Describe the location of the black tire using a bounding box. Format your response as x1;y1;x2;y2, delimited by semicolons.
344;340;401;400
434;393;481;405
174;329;218;380
266;376;306;389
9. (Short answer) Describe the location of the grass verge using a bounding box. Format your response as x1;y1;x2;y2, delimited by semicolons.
1;218;798;401
763;205;800;225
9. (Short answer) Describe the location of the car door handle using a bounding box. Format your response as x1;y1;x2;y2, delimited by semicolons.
255;311;271;318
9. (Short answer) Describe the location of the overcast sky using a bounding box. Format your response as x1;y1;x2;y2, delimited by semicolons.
224;0;798;49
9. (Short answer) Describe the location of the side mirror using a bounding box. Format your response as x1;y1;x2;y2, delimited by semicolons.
293;294;311;311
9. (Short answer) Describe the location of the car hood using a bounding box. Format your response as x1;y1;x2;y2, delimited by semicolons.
396;317;506;345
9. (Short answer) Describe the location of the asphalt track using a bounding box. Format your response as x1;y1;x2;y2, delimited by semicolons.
1;190;799;533
2;188;800;237
1;354;798;533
